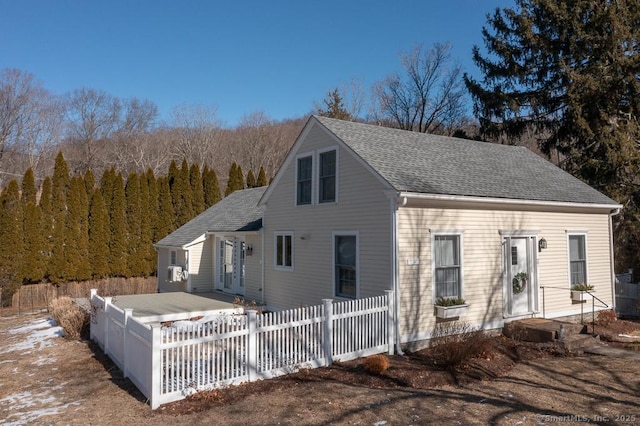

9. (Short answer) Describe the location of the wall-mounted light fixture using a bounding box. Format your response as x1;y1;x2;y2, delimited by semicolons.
538;238;547;252
246;245;253;256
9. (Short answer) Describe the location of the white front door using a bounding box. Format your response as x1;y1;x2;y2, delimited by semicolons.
503;236;538;317
217;236;245;295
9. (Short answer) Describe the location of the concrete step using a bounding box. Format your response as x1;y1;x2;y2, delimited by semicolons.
503;318;588;343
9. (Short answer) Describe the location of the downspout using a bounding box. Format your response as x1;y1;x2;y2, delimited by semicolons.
392;195;408;355
261;228;265;305
609;207;621;311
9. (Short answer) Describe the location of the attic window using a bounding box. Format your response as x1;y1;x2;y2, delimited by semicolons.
319;149;336;203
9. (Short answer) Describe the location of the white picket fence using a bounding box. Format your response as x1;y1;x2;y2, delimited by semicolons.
90;290;394;409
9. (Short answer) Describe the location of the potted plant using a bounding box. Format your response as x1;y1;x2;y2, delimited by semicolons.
434;296;469;319
571;283;594;301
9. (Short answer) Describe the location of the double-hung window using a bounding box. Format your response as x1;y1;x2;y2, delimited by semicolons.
568;234;587;286
170;250;177;266
334;233;357;298
433;233;462;300
296;156;312;205
275;232;293;270
319;149;336;203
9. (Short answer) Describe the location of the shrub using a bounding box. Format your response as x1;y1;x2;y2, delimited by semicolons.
431;322;491;370
49;296;90;340
571;283;594;291
435;297;466;307
363;354;389;374
595;309;617;327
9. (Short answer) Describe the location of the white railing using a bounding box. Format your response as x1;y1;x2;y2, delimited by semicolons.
90;289;394;409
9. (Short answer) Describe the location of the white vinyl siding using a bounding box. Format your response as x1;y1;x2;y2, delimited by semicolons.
567;233;588;286
397;205;613;343
263;123;393;309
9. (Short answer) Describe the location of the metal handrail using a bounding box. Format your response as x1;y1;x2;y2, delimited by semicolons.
540;286;610;336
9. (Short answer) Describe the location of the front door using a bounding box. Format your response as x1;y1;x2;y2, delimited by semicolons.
217;237;245;295
503;236;538;317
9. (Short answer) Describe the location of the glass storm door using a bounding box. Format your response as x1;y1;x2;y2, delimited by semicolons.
218;237;245;295
503;236;537;316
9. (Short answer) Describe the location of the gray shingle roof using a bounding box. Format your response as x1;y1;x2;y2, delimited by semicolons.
315;116;618;205
154;186;266;248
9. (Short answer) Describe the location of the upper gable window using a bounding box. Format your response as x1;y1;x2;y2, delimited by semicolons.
297;156;312;205
319;149;336;203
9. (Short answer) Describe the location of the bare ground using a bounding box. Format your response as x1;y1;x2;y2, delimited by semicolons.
1;312;639;425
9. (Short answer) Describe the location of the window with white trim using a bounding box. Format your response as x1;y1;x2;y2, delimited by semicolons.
319;149;336;203
334;233;357;298
275;232;293;270
296;156;312;205
568;234;587;286
170;250;177;266
433;234;462;299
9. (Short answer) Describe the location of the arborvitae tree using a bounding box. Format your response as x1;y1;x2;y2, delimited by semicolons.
0;181;24;306
203;165;221;208
22;198;46;283
167;160;179;191
156;177;175;240
189;163;205;215
138;173;154;276
235;164;245;191
21;167;37;205
225;162;238;196
100;167;115;213
39;176;53;272
84;169;96;197
88;189;110;278
125;172;144;277
65;176;91;281
108;172;129;277
256;165;268;187
464;0;640;271
145;169;160;241
246;169;256;189
173;159;194;227
48;152;70;283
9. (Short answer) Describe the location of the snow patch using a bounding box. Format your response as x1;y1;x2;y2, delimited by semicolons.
0;317;63;355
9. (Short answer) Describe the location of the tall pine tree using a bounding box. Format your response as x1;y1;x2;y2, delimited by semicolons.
21;167;47;282
125;172;144;277
173;159;194;227
246;169;256;189
108;172;129;277
256;165;268;187
190;163;205;215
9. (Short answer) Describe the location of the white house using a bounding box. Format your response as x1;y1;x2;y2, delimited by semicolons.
156;115;622;346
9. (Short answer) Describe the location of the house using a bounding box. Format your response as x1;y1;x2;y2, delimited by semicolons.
154;186;265;300
156;115;622;347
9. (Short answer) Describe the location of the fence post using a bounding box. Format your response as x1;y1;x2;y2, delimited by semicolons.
322;299;333;365
150;325;162;410
89;289;97;341
246;310;257;381
123;308;133;378
104;297;112;356
385;290;395;355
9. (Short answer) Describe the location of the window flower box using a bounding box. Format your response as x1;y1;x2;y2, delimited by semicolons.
570;284;594;302
435;303;469;319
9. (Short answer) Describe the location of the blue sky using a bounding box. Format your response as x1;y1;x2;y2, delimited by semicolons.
0;0;514;127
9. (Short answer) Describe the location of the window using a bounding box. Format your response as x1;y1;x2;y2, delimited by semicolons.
568;234;587;285
334;234;357;298
170;250;177;266
319;150;336;203
275;232;293;269
433;234;462;299
297;156;312;205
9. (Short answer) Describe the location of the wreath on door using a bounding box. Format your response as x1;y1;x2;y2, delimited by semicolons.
512;272;528;295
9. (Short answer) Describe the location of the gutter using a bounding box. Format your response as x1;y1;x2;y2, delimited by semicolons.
609;207;622;311
399;191;623;211
391;195;407;355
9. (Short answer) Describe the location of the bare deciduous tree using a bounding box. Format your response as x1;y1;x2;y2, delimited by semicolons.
371;43;467;135
169;104;226;168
